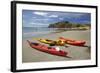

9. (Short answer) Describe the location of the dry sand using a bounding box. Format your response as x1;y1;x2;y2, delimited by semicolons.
22;30;91;63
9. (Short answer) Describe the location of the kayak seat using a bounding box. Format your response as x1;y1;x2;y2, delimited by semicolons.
48;47;52;49
59;50;63;52
31;42;39;46
46;39;51;41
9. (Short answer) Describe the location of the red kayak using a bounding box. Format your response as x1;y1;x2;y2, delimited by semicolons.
59;37;86;46
27;40;71;58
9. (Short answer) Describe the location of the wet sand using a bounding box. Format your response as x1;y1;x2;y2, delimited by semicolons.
22;30;91;63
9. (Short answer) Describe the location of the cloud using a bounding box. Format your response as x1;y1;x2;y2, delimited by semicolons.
32;17;37;19
32;18;50;21
33;12;48;16
29;22;49;27
71;14;84;18
33;11;59;18
81;20;90;23
59;18;64;20
30;22;46;25
64;13;85;18
48;15;58;18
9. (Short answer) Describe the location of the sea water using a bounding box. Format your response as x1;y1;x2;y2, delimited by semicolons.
22;27;57;38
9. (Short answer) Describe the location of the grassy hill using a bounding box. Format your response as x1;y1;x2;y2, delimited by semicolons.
48;21;90;29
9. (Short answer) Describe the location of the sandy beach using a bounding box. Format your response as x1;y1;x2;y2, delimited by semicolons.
22;30;91;63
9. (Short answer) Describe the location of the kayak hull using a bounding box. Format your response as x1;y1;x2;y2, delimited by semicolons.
27;40;68;57
59;37;86;46
67;41;85;46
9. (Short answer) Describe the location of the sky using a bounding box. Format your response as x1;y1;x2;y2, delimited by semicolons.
22;10;91;27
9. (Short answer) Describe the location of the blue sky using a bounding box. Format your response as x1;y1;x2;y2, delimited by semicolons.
22;10;91;27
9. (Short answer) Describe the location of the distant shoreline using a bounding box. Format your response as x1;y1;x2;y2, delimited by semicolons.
23;27;90;39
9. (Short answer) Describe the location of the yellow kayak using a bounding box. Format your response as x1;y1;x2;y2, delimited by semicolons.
38;39;65;46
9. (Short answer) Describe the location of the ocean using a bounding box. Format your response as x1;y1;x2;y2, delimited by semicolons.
22;27;57;38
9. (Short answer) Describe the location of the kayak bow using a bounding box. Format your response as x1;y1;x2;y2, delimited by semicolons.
27;40;71;58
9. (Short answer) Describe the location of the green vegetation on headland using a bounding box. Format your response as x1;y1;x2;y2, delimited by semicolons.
48;21;91;30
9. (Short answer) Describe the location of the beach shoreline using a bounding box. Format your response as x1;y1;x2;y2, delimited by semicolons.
22;30;91;63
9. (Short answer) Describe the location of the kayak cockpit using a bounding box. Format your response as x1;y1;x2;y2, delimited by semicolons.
31;42;39;46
